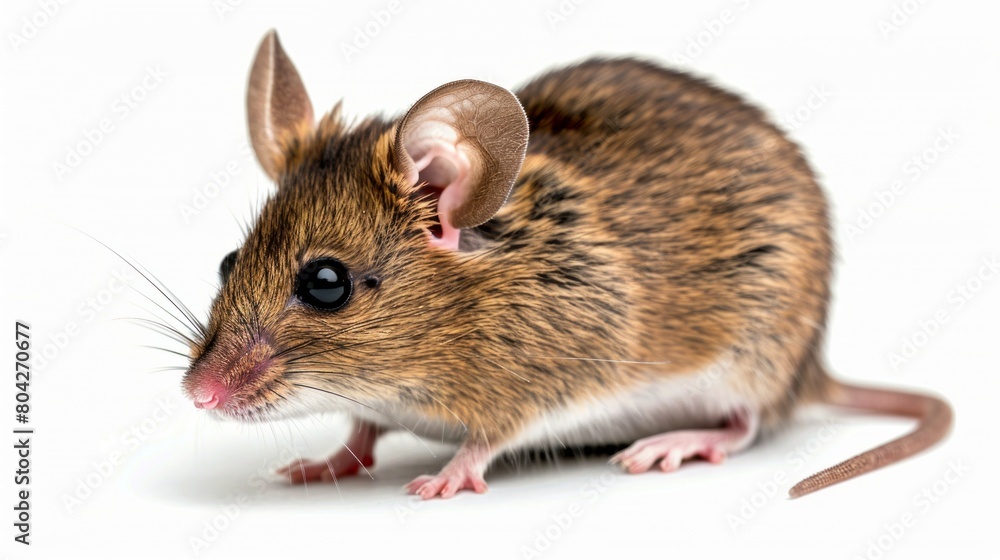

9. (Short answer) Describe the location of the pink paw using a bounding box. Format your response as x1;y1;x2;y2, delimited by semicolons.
276;451;373;484
610;431;730;474
405;471;488;500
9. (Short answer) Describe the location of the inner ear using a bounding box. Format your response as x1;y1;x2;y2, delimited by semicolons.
411;149;467;248
419;156;459;189
393;80;528;251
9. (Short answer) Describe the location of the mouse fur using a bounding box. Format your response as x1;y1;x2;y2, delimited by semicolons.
180;32;951;499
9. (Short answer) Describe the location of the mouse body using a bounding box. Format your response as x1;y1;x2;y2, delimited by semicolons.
181;31;951;499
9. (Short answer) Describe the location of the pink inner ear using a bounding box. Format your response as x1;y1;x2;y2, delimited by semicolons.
409;140;473;251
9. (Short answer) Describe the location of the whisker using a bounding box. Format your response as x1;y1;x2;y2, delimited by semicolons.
439;328;478;346
113;313;186;337
291;382;436;458
286;335;409;364
531;356;672;365
131;258;207;338
127;317;198;346
271;337;322;360
140;345;191;360
121;284;201;341
286;365;468;435
329;430;375;481
285;366;363;376
424;393;468;433
72;229;207;339
299;304;459;341
148;366;189;373
482;357;531;383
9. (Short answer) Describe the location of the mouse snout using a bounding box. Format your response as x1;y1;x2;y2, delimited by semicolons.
183;334;281;415
184;364;236;411
192;385;228;410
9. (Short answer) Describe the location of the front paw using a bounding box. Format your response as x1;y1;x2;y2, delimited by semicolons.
276;451;373;484
404;471;488;499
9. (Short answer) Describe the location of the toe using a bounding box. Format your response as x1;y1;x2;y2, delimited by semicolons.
276;459;306;476
658;449;684;472
405;475;433;494
418;482;440;500
613;445;661;474
440;480;459;499
705;447;727;464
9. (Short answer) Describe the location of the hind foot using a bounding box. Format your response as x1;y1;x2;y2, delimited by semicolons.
610;408;758;473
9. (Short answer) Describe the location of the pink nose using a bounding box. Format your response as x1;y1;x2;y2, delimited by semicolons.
193;391;225;410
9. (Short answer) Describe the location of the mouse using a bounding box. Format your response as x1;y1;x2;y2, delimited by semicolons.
179;29;953;500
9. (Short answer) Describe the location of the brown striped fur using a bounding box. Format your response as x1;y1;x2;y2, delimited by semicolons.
185;58;832;449
183;37;953;498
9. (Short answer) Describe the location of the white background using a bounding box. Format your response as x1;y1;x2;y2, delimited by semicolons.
2;0;998;559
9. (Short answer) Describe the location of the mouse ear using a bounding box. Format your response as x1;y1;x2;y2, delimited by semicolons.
393;80;529;251
247;30;315;181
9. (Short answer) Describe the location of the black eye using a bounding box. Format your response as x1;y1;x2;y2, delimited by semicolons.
295;258;352;311
219;250;238;282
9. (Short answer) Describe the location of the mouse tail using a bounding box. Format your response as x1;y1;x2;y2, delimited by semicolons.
788;377;953;499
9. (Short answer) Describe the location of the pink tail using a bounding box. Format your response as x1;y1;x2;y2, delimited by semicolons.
788;380;953;498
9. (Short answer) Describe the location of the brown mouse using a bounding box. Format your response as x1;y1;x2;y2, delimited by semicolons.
179;30;952;499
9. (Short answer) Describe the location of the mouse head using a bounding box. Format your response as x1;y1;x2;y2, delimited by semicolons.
181;30;528;421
